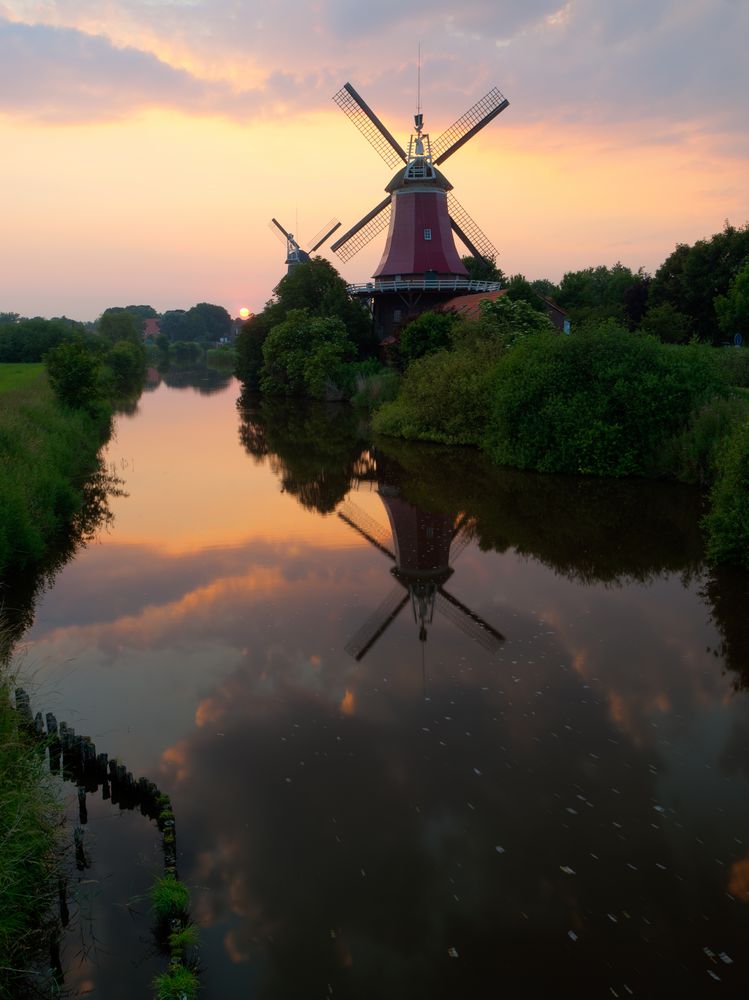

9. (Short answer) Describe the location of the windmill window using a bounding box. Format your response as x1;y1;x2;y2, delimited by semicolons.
423;228;432;241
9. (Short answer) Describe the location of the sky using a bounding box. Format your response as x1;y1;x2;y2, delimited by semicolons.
1;0;748;320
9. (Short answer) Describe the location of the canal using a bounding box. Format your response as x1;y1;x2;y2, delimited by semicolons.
17;370;749;997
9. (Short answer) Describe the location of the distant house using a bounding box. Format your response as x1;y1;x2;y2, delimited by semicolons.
439;289;570;333
143;317;161;339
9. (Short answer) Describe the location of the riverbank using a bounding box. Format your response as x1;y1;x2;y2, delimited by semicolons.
1;362;126;993
372;328;749;569
0;363;114;584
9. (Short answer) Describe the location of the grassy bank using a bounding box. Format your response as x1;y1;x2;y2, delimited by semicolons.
0;364;113;577
0;686;61;997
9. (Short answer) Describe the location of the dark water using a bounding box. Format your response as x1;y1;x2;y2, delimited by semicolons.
14;373;749;998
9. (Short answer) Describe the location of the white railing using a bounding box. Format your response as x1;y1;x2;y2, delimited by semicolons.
346;278;502;295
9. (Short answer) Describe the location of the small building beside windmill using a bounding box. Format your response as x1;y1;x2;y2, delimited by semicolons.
438;289;571;334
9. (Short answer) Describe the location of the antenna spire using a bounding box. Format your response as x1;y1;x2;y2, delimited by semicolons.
414;43;423;137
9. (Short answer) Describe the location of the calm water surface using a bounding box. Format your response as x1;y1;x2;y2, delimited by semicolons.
18;372;749;998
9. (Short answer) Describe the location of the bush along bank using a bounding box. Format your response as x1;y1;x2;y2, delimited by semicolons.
6;689;199;999
373;321;749;570
0;336;144;580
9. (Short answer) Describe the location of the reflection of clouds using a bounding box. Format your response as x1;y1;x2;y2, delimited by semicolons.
728;857;749;902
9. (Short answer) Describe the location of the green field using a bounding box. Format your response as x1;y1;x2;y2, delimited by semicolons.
0;362;45;394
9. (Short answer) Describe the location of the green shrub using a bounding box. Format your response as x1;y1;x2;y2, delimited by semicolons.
373;342;499;445
657;395;749;483
717;347;749;387
45;338;102;410
398;311;457;366
704;416;749;568
105;339;146;394
484;329;726;476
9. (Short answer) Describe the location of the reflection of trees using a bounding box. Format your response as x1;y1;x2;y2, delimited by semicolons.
160;366;233;396
373;437;704;586
0;464;124;658
702;566;749;690
237;394;367;514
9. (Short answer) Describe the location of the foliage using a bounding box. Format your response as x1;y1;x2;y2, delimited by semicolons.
151;875;190;921
170;340;204;364
0;687;62;994
638;302;693;344
649;221;749;344
260;311;354;399
704;416;749;569
153;965;200;1000
657;395;749;484
556;262;649;329
98;309;141;346
717;346;749;387
160;303;232;344
0;317;81;363
373;341;501;445
714;260;749;339
45;337;102;410
398;311;458;365
206;346;236;370
460;295;554;350
461;254;505;284
349;363;400;410
104;339;146;394
0;366;113;575
484;329;727;477
235;258;375;390
504;274;548;313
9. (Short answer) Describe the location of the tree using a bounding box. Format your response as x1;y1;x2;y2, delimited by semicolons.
505;274;548;314
715;260;749;340
650;222;749;344
461;254;506;284
99;310;140;346
260;311;354;399
185;302;232;343
398;311;457;366
639;303;693;344
45;338;101;410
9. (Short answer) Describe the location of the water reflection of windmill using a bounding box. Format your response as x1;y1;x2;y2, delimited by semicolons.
338;488;504;661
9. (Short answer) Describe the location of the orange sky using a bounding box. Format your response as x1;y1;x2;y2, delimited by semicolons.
1;1;747;319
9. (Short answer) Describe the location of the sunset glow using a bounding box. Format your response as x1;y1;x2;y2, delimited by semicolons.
0;1;746;319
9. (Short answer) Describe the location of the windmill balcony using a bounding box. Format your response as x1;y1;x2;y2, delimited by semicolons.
347;277;502;296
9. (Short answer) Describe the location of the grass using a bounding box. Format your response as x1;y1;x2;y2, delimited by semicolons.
0;364;112;575
0;683;61;995
151;875;190;921
154;965;200;1000
0;363;44;395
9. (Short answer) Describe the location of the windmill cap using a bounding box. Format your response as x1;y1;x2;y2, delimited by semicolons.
385;162;453;194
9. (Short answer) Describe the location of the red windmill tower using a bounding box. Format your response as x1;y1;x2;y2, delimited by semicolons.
331;81;509;340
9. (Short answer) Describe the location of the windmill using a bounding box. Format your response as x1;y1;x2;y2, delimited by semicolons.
331;81;509;339
269;217;342;274
338;486;504;663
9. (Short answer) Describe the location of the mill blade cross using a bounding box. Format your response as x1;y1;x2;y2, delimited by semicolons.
333;83;407;168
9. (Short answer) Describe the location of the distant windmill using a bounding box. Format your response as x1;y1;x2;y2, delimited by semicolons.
269;217;342;274
338;490;504;662
331;81;509;338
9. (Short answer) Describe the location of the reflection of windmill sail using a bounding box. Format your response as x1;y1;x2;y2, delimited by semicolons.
435;591;504;653
338;487;504;660
345;586;409;661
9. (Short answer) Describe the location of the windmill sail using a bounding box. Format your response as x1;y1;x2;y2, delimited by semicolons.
333;83;407;168
448;194;499;263
331;198;392;262
308;219;342;253
433;88;509;165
